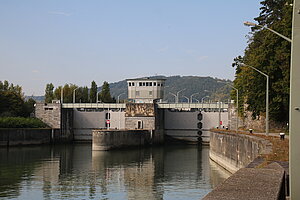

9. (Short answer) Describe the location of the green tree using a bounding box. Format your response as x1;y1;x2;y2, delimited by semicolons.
99;81;114;103
54;86;62;101
90;81;97;103
45;83;54;103
82;86;89;103
22;98;36;117
232;0;292;123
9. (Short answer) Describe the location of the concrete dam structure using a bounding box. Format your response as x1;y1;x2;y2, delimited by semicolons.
35;78;231;147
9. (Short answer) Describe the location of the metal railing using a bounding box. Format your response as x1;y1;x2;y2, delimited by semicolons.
62;102;228;109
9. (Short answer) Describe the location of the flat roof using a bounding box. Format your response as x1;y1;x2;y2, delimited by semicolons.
126;77;166;81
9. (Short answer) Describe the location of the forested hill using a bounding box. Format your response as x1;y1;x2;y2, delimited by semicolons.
109;76;232;102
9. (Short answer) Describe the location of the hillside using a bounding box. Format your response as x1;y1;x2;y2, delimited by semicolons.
109;75;232;103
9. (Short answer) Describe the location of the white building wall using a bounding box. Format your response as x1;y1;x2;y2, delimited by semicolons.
110;111;125;129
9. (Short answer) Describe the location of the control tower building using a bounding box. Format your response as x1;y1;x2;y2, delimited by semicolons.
127;78;166;103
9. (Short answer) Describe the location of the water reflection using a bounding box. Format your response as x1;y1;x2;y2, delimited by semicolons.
0;144;230;200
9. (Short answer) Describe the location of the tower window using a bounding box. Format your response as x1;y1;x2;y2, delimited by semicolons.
149;82;152;86
129;82;131;86
132;82;135;86
154;82;156;86
139;82;142;86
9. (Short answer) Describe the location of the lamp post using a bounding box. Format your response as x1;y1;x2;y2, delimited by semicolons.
289;1;300;198
176;89;186;103
169;92;177;103
227;85;239;133
117;93;125;103
201;96;209;110
239;63;269;136
201;96;210;103
183;96;189;103
190;93;199;103
96;91;101;103
60;87;64;103
73;88;78;104
193;98;200;103
244;21;292;42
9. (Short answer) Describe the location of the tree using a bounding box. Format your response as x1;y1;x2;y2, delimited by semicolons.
54;86;62;101
232;0;292;123
22;98;36;117
82;86;89;103
99;81;114;103
45;83;54;103
0;80;25;117
90;81;97;103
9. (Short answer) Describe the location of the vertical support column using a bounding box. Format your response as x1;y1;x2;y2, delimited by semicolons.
290;0;300;198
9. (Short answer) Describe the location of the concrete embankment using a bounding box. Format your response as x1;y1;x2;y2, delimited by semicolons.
92;129;164;150
204;131;288;200
0;128;71;146
209;131;273;173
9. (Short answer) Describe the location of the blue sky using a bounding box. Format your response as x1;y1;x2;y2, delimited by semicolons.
0;0;262;95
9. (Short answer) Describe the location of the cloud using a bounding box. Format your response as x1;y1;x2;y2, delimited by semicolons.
196;56;208;62
48;11;72;17
32;70;39;73
158;46;169;53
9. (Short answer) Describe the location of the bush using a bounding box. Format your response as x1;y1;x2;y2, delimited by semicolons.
0;117;48;128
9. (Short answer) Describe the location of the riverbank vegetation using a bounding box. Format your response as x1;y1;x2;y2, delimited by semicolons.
0;80;46;128
232;0;292;127
44;81;115;103
0;117;47;128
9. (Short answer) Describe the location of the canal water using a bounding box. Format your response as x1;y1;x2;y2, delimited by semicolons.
0;144;230;200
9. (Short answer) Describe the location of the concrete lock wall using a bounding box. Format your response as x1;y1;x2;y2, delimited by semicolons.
35;103;61;128
110;111;125;129
92;130;152;150
164;110;229;130
0;128;62;146
209;131;272;173
73;109;126;141
73;109;106;141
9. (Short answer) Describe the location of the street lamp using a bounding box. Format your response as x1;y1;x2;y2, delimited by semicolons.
96;91;101;103
201;96;210;103
169;92;177;103
183;96;189;103
239;63;269;136
227;84;239;133
176;89;186;103
288;2;299;198
194;98;200;103
190;93;199;103
117;93;125;103
73;88;78;104
244;21;292;42
60;87;64;103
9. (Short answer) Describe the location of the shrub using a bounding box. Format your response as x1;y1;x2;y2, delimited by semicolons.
0;117;48;128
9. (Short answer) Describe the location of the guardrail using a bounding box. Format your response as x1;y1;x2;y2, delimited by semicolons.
157;103;229;109
62;103;126;109
61;103;229;109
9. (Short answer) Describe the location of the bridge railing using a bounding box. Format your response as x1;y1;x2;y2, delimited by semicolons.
62;102;229;109
62;103;126;109
157;103;229;109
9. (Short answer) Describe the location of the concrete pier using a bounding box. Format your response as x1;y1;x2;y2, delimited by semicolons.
92;130;154;150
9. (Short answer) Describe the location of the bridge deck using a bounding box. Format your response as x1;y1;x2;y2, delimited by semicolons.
62;103;229;109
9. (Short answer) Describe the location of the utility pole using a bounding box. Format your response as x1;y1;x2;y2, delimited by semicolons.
290;0;300;198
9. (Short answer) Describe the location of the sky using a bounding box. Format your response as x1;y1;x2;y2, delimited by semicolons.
0;0;262;95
